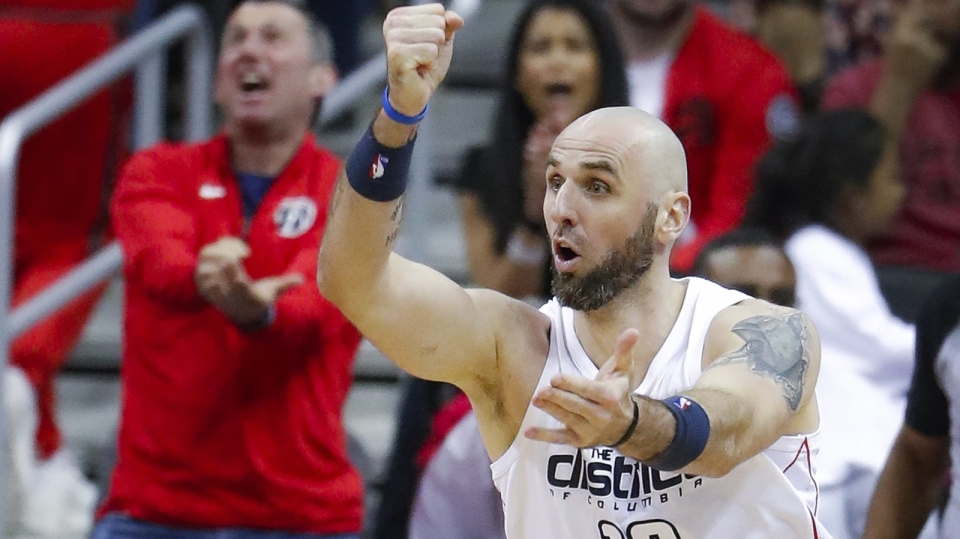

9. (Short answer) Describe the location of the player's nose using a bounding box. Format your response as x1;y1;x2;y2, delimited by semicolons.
547;181;579;229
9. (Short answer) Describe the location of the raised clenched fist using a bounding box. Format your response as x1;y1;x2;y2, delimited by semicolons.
382;4;463;119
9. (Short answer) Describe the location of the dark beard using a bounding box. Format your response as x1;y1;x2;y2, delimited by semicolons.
615;0;691;31
551;205;657;312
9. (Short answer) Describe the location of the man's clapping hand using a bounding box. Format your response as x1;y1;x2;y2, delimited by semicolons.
195;237;303;330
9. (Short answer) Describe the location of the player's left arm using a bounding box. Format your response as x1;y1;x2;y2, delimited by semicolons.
524;301;819;477
678;300;820;477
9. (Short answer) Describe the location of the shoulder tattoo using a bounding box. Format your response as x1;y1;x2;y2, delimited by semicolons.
709;311;810;411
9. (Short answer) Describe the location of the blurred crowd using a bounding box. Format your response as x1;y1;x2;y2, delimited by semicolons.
0;0;958;538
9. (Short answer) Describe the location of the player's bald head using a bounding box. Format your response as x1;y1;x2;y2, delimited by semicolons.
558;107;687;199
545;107;690;307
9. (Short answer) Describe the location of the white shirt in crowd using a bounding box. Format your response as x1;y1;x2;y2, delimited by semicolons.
627;54;672;120
409;411;505;539
785;224;915;486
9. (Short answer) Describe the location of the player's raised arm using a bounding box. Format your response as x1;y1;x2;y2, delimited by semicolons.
317;5;499;390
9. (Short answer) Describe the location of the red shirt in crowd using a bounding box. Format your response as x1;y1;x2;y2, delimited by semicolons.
823;60;960;272
660;7;799;271
100;134;364;533
1;0;135;457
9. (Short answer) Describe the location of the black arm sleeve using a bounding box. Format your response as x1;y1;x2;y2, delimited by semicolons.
904;273;960;437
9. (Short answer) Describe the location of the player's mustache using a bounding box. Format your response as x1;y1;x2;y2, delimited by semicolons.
552;224;584;245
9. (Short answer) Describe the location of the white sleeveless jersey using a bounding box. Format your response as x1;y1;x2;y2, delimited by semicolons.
491;277;831;539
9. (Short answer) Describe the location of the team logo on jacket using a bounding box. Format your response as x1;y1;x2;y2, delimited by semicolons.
274;197;317;238
673;98;716;149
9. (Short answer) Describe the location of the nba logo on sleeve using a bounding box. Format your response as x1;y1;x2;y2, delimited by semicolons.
274;197;317;238
370;154;388;179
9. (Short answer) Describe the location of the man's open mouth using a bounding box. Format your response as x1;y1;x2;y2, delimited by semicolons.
240;72;270;92
553;240;581;264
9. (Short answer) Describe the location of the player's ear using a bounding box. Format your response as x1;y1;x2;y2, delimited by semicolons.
656;191;690;246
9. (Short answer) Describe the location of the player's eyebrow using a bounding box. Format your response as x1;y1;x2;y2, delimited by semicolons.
580;159;618;177
546;154;560;168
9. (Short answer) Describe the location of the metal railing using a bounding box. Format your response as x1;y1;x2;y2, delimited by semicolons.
0;4;213;531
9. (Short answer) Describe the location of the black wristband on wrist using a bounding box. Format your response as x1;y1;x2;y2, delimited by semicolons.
611;397;640;447
345;123;415;202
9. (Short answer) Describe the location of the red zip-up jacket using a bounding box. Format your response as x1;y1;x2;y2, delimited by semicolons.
101;133;364;533
664;8;798;272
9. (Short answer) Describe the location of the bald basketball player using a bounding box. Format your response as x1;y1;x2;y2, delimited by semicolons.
318;4;830;538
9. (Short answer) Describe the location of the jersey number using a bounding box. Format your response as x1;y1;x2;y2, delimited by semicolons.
598;519;681;539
